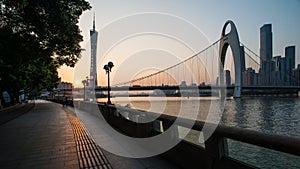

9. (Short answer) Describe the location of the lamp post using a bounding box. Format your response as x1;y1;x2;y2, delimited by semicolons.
103;61;114;104
82;76;89;101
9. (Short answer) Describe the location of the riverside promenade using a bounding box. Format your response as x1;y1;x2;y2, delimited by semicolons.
0;100;179;169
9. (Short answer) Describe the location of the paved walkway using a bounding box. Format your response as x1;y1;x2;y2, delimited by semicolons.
0;100;80;169
0;100;180;169
0;102;34;125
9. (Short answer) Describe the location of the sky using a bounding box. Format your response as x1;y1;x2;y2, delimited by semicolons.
58;0;300;87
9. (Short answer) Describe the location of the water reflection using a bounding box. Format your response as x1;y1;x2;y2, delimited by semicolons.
98;96;300;138
221;97;300;138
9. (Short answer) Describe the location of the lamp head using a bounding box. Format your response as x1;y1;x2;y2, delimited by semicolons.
108;61;114;68
103;65;109;70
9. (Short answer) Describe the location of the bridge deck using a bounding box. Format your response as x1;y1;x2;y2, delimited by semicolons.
0;101;178;169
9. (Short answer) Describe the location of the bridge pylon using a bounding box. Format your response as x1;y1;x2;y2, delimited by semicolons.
219;20;245;98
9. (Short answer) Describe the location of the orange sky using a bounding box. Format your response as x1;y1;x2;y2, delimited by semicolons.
57;65;74;83
57;1;300;88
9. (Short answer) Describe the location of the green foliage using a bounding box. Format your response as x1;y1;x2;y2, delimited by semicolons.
0;0;91;99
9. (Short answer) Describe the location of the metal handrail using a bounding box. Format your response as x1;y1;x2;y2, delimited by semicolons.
108;103;300;157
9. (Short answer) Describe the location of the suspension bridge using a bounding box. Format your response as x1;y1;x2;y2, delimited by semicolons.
90;20;300;98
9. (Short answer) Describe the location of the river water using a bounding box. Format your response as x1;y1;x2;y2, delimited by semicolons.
98;96;300;168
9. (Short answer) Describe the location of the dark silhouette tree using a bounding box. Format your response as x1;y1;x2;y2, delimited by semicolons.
0;0;91;102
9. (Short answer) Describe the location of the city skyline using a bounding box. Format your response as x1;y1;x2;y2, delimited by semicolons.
58;0;300;87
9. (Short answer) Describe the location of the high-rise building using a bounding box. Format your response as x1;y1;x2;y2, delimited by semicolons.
225;70;231;86
272;56;287;85
273;56;281;72
285;46;296;85
243;68;258;86
285;46;296;69
90;14;98;88
259;24;273;85
260;24;273;62
292;64;300;86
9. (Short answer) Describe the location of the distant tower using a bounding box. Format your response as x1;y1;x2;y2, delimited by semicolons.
285;46;296;70
259;24;273;85
225;70;231;86
285;46;296;85
260;24;273;63
90;13;98;88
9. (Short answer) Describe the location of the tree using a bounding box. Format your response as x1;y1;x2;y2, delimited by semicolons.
0;0;91;102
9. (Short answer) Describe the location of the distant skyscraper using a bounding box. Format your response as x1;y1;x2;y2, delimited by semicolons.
225;70;231;86
260;24;273;62
292;64;300;86
292;69;299;86
259;24;273;85
272;56;286;85
285;46;296;85
90;14;98;88
243;68;258;86
285;46;296;70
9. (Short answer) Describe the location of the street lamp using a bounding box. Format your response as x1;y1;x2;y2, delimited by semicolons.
82;76;89;101
103;61;114;104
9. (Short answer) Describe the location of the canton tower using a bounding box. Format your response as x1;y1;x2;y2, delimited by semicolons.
90;14;98;88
